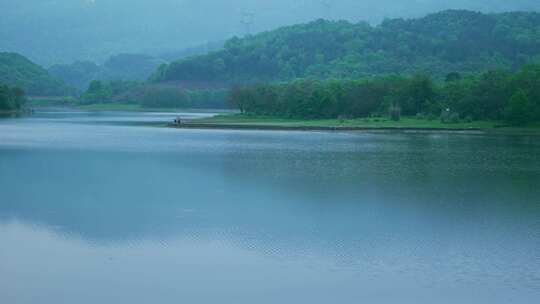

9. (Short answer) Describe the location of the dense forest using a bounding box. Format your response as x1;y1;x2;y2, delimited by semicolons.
154;10;540;85
158;41;225;63
49;54;166;91
0;52;73;96
0;83;26;112
81;80;229;109
229;64;540;125
48;46;229;92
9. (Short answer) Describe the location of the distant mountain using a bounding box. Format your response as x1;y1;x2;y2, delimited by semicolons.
152;10;540;86
1;1;540;66
49;54;165;91
48;61;101;92
158;41;225;62
0;52;73;96
102;54;166;81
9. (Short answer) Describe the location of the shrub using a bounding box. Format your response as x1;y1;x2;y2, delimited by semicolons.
441;109;460;124
505;90;534;125
389;104;401;121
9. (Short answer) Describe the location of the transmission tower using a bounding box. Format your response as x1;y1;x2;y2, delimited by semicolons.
319;0;333;20
241;12;255;35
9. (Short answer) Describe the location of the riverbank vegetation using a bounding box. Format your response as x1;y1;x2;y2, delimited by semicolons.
0;83;26;112
228;64;540;126
194;114;498;130
48;54;166;91
80;80;230;109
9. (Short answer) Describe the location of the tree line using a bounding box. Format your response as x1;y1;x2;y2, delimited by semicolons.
81;80;229;109
228;64;540;126
0;83;26;112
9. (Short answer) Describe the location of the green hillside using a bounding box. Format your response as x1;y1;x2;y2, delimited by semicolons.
0;83;26;112
153;10;540;85
49;54;166;91
0;52;73;96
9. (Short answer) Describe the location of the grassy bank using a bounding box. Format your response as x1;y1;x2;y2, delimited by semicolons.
27;96;77;107
179;114;540;134
194;114;494;128
0;110;21;115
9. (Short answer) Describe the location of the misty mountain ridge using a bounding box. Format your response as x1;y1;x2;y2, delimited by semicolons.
4;8;540;97
48;41;227;91
152;10;540;86
0;52;74;96
1;0;540;66
48;54;166;90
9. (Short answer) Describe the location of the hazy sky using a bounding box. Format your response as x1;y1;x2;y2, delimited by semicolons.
1;0;540;65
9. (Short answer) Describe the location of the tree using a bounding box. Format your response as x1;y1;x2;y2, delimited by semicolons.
87;80;103;94
469;70;511;120
505;90;534;125
0;84;26;111
396;75;437;115
445;72;462;82
0;85;10;110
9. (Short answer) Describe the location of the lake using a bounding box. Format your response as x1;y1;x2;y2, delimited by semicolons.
1;110;539;304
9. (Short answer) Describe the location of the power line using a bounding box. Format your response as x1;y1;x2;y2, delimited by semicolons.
241;11;255;35
319;0;333;19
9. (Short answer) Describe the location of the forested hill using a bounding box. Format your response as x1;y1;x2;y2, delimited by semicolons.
0;52;73;96
48;54;166;91
152;10;540;85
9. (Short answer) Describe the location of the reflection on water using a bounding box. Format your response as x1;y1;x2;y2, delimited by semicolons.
1;111;539;303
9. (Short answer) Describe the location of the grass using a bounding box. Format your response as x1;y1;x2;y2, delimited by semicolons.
195;114;497;129
0;110;20;115
188;114;540;134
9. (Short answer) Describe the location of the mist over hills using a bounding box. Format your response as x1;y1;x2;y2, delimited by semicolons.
1;0;540;66
48;54;166;90
0;52;73;96
153;10;540;85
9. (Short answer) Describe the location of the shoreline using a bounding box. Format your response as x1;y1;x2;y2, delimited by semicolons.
168;115;540;136
169;122;488;133
0;109;27;116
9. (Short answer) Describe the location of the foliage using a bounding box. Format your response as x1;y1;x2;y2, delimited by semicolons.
48;61;101;91
197;114;500;130
389;104;401;121
80;80;143;104
140;86;191;108
49;54;166;91
140;86;230;109
80;81;229;109
228;64;540;125
154;10;540;84
0;52;74;96
0;83;26;111
505;90;535;125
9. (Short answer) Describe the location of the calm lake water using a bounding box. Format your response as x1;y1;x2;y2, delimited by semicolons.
1;111;539;304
